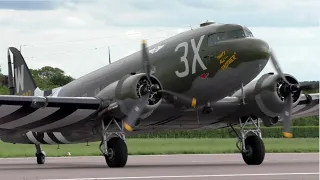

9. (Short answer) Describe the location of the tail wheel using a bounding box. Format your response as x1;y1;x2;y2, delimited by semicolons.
242;135;265;165
104;137;128;168
36;153;45;164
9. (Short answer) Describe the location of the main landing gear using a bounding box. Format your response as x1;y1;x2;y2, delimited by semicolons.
229;116;265;165
35;144;46;164
99;118;128;168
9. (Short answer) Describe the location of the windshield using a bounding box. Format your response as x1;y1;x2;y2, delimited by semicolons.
208;29;253;46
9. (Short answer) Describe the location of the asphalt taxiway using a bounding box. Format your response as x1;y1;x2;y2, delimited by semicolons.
0;153;318;180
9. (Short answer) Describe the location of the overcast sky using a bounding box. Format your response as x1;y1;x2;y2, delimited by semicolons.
0;0;319;81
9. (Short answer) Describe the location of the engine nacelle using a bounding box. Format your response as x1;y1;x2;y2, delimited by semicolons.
96;73;163;120
233;73;302;126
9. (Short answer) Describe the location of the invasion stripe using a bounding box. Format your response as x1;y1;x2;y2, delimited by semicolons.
30;109;97;132
0;107;58;129
48;118;92;132
44;90;52;96
148;115;182;126
0;106;38;125
43;133;57;144
32;132;48;144
293;103;319;115
53;132;71;144
26;131;40;144
0;105;21;119
17;107;78;130
47;132;63;144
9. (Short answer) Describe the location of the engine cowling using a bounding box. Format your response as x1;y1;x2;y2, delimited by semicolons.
96;73;163;120
233;73;302;126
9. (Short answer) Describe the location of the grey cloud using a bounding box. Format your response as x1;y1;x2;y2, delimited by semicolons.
0;0;86;10
74;0;319;27
0;0;58;10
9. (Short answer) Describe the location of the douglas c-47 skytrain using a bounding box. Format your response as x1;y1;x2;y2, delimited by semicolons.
2;21;319;167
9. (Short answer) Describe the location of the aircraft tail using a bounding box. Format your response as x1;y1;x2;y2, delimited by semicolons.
7;47;38;96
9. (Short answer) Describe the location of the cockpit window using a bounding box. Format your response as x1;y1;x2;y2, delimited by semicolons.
244;29;254;37
226;30;246;39
207;32;225;46
207;29;253;46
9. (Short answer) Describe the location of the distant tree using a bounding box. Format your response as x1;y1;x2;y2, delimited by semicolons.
30;66;74;90
301;81;319;93
0;66;9;95
0;65;74;93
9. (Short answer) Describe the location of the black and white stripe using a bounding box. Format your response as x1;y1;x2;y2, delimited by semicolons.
0;106;98;132
0;106;38;125
26;131;71;144
0;91;101;132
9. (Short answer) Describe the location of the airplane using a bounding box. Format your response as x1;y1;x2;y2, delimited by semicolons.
1;21;319;168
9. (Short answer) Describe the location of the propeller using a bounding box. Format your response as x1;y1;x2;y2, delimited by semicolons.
269;49;300;138
123;40;197;132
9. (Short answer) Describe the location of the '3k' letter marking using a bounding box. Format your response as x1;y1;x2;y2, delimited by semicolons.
175;35;207;78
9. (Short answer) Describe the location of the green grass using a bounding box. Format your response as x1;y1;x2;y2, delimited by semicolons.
0;138;318;158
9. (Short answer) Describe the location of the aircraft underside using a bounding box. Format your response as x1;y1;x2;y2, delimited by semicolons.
0;100;317;145
0;100;317;166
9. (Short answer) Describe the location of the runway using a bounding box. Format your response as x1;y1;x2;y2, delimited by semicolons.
0;153;318;180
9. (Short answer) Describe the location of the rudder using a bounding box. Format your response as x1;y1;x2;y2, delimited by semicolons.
7;47;37;96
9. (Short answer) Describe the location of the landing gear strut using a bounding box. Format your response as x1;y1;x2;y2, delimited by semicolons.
230;117;265;165
35;144;46;164
99;118;128;168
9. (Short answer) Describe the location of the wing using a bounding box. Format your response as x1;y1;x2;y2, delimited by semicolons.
291;93;319;119
0;95;102;132
210;93;319;123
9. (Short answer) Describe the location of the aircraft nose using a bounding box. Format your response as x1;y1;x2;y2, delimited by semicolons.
216;38;270;60
238;38;270;60
246;38;269;53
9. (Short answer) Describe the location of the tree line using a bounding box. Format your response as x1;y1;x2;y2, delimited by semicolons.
0;66;74;94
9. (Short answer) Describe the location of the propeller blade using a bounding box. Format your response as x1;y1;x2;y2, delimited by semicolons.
269;49;291;85
122;40;154;132
269;49;299;138
123;94;149;132
159;90;197;108
141;40;152;84
282;94;293;138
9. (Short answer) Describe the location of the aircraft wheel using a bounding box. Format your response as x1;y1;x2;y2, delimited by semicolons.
36;152;46;164
241;135;265;165
104;137;128;168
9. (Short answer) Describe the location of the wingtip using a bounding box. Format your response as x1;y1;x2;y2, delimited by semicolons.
124;122;133;132
283;132;293;138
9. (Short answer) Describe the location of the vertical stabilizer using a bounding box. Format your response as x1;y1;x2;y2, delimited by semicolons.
8;47;37;96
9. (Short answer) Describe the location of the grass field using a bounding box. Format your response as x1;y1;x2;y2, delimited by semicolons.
0;138;318;158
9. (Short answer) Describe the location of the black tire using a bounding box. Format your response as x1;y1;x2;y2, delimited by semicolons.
104;137;128;168
36;153;45;164
241;135;265;165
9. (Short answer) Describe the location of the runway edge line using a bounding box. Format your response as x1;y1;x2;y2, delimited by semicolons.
40;172;320;180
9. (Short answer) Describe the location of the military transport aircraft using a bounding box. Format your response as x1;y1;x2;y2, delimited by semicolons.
1;21;319;167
